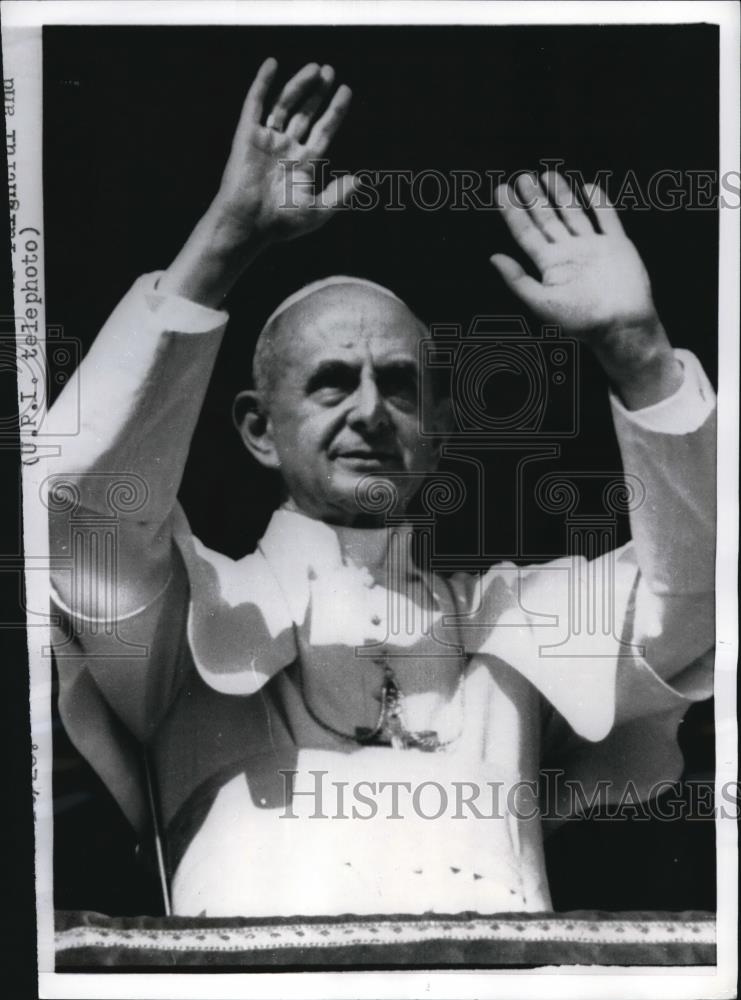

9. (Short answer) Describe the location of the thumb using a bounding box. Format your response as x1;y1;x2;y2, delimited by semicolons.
320;172;361;212
490;254;546;310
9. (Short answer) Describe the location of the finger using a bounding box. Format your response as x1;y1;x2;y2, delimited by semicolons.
494;183;549;263
285;64;335;140
490;254;547;310
305;84;352;156
515;173;570;242
541;171;593;236
582;182;625;236
266;62;322;131
237;57;279;134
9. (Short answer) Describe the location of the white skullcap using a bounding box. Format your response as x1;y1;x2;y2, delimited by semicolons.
260;275;404;334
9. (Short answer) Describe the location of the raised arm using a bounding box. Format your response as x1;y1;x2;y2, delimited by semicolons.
49;59;356;635
490;171;715;691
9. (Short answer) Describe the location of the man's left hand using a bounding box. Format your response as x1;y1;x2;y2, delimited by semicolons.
491;171;683;409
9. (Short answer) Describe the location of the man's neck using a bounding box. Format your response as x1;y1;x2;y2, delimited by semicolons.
282;495;398;531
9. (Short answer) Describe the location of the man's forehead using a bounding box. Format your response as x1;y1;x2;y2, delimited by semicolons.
277;284;425;363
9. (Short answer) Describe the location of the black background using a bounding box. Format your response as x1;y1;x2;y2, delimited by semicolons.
43;24;717;916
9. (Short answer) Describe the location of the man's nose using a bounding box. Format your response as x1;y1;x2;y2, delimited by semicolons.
348;374;390;434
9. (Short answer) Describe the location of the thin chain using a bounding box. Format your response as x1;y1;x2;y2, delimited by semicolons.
294;630;467;752
258;541;467;752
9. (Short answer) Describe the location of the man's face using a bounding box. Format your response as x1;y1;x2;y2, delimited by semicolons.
261;286;445;526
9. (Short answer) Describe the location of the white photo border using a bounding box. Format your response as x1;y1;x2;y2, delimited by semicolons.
1;2;737;998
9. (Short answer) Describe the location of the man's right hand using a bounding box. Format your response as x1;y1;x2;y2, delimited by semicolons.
159;59;357;308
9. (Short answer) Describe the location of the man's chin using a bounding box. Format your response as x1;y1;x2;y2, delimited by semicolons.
328;467;411;522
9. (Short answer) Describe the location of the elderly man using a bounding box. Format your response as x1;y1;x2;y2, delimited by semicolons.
49;60;715;917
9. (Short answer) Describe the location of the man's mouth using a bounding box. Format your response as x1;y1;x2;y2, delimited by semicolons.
335;449;401;468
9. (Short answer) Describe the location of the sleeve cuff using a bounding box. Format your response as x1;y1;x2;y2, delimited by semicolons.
610;349;716;435
137;271;229;334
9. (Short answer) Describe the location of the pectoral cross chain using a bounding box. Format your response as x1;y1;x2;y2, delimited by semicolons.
354;666;444;752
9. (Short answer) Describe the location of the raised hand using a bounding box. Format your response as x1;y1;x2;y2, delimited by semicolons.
491;171;682;408
160;59;356;306
215;58;357;245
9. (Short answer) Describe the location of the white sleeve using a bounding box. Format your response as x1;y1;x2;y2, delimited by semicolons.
48;271;228;523
608;348;716;688
48;272;229;622
609;348;715;435
609;348;716;599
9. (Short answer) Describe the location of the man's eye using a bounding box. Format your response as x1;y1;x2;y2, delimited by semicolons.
380;373;417;408
308;366;358;402
313;385;350;404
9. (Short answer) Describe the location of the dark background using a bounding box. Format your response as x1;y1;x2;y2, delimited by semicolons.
43;24;718;915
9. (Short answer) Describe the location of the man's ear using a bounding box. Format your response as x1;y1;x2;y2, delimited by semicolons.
232;390;281;470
